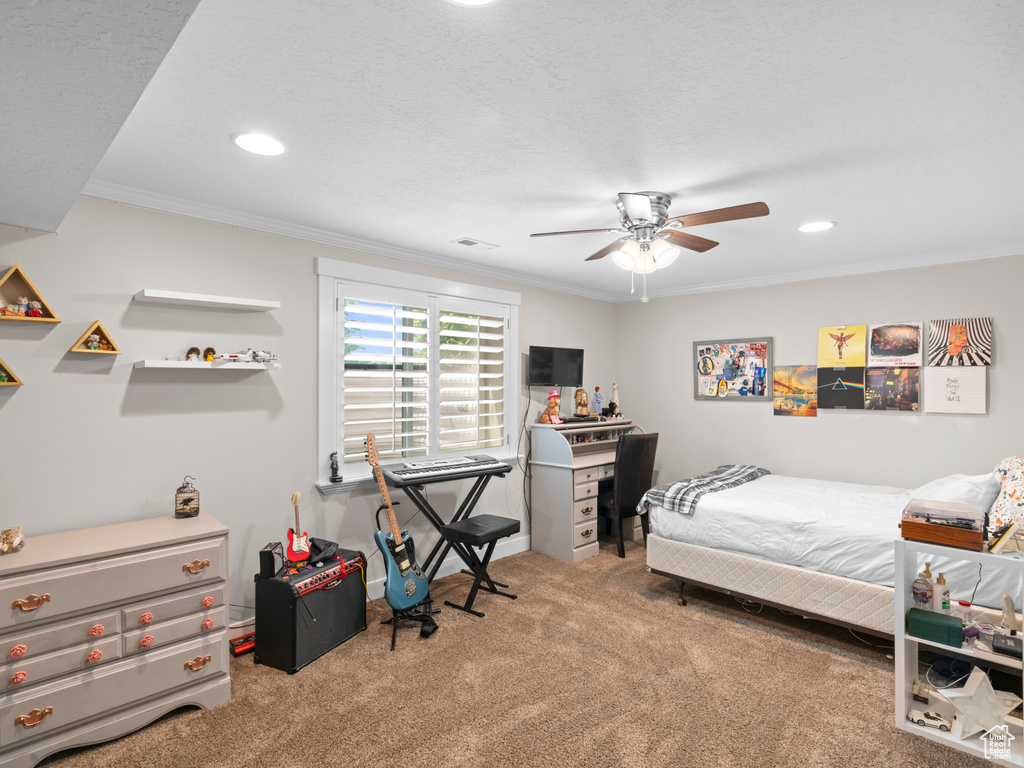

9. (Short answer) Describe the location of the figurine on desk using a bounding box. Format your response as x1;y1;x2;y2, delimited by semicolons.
574;387;592;416
593;386;602;415
539;390;563;424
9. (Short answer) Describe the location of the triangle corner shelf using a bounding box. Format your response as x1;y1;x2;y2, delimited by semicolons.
0;263;61;324
70;321;122;354
0;356;23;386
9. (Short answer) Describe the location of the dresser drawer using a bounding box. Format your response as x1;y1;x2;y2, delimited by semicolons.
573;520;598;549
0;610;119;662
573;499;598;525
123;606;226;655
122;584;225;629
0;630;227;748
1;636;119;692
1;538;226;630
598;463;614;480
573;468;600;485
573;481;597;501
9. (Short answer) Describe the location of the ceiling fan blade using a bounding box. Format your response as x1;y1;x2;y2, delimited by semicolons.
585;237;632;261
618;193;653;222
659;230;719;253
530;227;621;238
665;202;770;228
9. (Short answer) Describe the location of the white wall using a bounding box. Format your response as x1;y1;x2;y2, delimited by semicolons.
0;195;618;618
613;255;1024;489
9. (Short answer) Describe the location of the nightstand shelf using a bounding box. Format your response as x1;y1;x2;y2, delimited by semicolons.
894;538;1024;767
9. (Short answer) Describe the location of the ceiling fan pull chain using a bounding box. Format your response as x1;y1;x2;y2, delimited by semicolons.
630;271;635;295
641;273;649;303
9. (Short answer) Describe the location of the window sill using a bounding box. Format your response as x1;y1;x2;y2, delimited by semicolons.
315;452;523;496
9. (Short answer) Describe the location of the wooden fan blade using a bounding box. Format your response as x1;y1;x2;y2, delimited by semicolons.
530;228;621;238
665;202;769;228
659;230;719;253
585;237;632;261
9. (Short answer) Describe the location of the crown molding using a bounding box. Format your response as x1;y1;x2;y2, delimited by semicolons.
80;181;618;303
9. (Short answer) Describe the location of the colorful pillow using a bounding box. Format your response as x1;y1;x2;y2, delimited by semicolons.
989;456;1024;530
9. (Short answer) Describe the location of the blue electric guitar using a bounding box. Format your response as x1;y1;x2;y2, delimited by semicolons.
366;434;429;611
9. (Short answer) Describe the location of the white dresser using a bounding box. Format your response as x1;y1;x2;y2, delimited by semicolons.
0;513;230;768
529;419;645;561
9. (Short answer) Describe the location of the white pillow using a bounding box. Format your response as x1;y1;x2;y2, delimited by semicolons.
911;473;1001;510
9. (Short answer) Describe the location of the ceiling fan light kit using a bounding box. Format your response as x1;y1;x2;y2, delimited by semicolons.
530;192;769;300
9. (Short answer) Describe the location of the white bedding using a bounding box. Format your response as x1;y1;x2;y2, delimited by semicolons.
650;474;1021;610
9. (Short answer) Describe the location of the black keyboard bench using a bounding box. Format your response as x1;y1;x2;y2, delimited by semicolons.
440;514;520;617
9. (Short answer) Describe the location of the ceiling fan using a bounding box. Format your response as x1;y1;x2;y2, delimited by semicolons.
530;192;770;274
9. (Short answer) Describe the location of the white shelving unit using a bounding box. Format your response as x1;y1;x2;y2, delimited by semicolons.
894;538;1024;767
133;360;280;370
133;289;280;311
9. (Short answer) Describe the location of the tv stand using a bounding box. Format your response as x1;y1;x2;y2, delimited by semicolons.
528;419;645;561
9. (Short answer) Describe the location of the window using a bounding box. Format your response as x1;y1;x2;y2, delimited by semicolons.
317;258;519;489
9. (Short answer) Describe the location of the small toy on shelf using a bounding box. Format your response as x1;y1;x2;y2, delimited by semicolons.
905;709;951;732
15;297;29;316
86;334;101;350
539;390;563;424
593;386;602;415
611;383;622;415
187;346;202;362
203;347;216;362
574;387;591;415
0;370;7;383
218;348;278;363
0;526;24;554
26;301;43;318
329;451;343;483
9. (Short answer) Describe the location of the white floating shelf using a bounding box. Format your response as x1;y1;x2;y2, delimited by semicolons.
134;360;281;370
133;289;280;311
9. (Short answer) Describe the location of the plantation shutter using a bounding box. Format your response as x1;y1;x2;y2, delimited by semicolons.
437;298;507;453
339;287;430;464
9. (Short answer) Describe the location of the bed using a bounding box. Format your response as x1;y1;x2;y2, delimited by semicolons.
643;470;1014;637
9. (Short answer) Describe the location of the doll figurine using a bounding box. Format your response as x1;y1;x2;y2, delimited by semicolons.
15;297;29;316
86;333;100;350
593;386;602;415
26;301;43;318
539;390;563;424
574;387;590;415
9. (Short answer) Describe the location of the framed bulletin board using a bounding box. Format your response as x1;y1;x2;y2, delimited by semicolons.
693;337;773;401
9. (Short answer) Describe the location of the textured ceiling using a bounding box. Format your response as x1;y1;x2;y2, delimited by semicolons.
0;1;198;232
13;1;1024;300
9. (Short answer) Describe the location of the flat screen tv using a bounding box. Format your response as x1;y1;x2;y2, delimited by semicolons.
528;346;584;387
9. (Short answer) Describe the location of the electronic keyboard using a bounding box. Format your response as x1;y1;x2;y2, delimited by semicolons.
381;455;513;487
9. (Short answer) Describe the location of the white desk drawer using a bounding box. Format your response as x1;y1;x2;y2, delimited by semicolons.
573;520;598;549
1;636;119;692
599;464;614;480
573;499;598;525
1;630;227;748
573;481;597;501
2;539;226;631
1;610;119;662
573;468;600;485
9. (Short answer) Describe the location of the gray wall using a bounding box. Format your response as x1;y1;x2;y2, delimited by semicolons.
0;195;618;617
613;255;1024;489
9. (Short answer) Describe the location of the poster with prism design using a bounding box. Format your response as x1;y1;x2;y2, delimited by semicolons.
816;367;865;409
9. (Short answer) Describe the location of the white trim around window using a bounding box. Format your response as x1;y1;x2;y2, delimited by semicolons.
315;257;520;493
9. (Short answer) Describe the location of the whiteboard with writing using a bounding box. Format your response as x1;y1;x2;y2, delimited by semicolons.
924;367;987;414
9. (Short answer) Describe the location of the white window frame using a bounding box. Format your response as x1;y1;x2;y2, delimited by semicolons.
315;256;520;492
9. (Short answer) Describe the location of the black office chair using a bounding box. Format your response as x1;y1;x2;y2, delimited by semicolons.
597;432;659;558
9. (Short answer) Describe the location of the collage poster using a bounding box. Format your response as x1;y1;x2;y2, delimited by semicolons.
817;325;867;367
773;365;817;417
693;338;772;401
867;322;922;367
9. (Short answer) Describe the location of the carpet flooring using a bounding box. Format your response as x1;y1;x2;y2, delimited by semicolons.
40;538;988;768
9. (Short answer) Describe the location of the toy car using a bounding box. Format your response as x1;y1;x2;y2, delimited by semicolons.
906;709;951;731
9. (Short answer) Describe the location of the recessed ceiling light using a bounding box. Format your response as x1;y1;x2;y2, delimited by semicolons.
232;133;287;156
446;0;498;6
799;221;835;233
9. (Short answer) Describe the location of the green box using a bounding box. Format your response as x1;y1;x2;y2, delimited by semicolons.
907;607;964;648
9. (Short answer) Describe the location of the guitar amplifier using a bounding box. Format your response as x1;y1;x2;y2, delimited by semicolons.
254;548;367;674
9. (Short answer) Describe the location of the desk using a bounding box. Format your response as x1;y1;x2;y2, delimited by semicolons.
380;458;512;582
528;419;645;561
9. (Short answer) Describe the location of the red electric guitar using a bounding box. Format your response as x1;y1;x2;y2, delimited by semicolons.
286;492;310;562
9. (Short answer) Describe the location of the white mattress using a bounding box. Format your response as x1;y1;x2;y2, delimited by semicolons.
650;475;1020;609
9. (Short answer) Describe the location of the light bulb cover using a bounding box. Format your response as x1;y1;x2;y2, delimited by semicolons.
611;240;640;271
232;133;288;156
650;238;680;269
798;221;835;233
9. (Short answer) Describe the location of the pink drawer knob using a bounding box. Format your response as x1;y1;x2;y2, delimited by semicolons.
202;619;214;631
202;596;214;608
140;635;154;648
139;612;154;625
89;624;104;637
10;671;27;685
87;650;103;663
10;645;26;658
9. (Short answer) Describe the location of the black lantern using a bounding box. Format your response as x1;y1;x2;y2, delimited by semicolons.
175;476;200;518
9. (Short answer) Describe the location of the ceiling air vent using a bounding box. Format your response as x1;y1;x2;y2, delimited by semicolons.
451;237;498;251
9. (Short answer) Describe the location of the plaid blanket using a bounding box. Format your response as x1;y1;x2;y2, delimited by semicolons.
639;465;771;516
